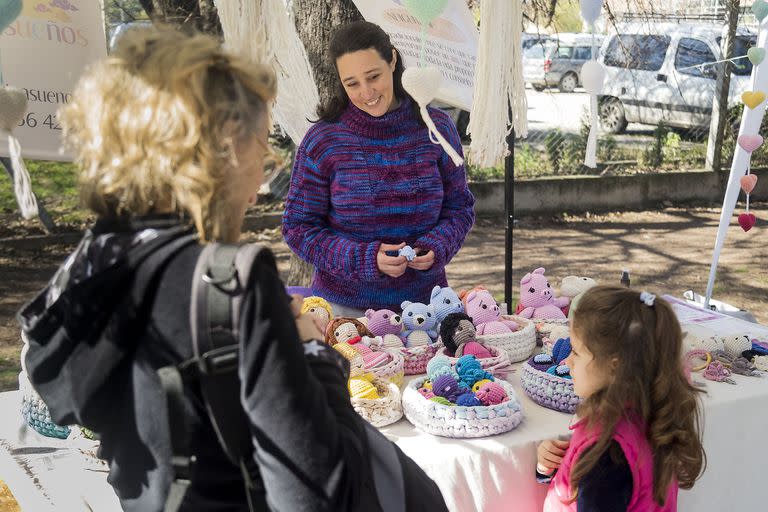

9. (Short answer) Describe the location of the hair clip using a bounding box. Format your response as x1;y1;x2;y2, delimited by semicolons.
639;291;656;307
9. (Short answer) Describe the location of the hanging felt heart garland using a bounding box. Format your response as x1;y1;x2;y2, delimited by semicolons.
401;0;463;167
736;84;766;232
579;0;605;169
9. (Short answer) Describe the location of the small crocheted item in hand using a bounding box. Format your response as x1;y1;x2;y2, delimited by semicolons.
399;245;417;261
475;382;508;406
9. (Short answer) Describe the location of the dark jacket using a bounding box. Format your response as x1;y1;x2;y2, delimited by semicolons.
20;216;446;512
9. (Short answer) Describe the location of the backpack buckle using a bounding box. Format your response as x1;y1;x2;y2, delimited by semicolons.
200;345;239;375
171;454;196;481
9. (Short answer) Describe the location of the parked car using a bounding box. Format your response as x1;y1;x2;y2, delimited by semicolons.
597;22;756;133
522;32;551;50
523;33;604;93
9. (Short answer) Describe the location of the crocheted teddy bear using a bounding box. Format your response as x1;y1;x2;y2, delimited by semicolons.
429;285;465;326
364;309;405;349
301;296;334;330
518;267;568;320
560;275;596;319
464;289;519;335
439;312;492;358
400;301;438;347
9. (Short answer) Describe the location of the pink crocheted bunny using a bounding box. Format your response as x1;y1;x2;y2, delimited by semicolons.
464;289;519;335
519;267;568;319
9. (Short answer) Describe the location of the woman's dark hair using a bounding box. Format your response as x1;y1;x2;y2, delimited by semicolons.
315;20;418;123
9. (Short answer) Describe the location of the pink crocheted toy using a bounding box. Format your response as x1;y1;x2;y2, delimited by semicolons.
518;267;568;320
475;381;508;406
464;289;519;335
364;309;406;349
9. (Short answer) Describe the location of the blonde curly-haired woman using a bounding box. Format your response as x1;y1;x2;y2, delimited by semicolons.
20;26;446;512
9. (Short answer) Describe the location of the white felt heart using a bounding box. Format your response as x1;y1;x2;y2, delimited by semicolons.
401;67;443;106
0;86;28;132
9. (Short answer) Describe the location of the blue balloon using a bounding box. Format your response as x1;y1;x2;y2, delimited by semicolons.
0;0;22;34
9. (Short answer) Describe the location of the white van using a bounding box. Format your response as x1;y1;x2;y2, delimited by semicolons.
597;22;756;133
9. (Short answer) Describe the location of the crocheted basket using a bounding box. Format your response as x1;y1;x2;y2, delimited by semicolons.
398;344;438;375
402;376;524;438
435;345;513;378
371;350;405;386
520;357;580;414
18;371;71;439
476;315;536;363
534;319;570;347
350;378;403;427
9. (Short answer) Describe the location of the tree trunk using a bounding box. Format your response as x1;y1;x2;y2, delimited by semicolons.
137;0;221;35
705;0;739;173
285;0;363;287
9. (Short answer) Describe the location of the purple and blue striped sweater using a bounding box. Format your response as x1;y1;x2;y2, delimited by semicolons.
282;98;475;311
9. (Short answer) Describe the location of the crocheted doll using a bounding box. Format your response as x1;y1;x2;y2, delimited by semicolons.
560;275;596;319
455;355;494;389
475;381;508;406
301;296;333;330
464;289;519;335
518;267;568;320
429;285;465;326
400;301;438;347
439;312;492;358
326;318;389;370
432;374;463;403
364;309;406;349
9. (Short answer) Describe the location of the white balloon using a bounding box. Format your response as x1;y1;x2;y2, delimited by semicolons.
401;67;443;105
580;0;602;25
581;60;605;95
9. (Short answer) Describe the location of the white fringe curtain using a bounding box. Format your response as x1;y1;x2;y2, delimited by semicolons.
215;0;320;145
467;0;527;169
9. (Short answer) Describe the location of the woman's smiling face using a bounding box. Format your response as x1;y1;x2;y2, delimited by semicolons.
336;47;399;117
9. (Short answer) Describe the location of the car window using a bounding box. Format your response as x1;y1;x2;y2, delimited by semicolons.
716;35;756;76
573;47;592;60
604;34;670;71
556;45;573;59
524;43;548;59
675;38;717;78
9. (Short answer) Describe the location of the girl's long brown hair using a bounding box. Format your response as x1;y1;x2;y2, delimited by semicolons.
570;286;706;505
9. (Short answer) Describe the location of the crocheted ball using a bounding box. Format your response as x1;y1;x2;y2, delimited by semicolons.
455;392;482;407
472;379;493;393
432;374;463;403
427;355;460;382
348;378;380;400
418;388;435;399
429;396;455;406
475;382;508;406
552;337;572;364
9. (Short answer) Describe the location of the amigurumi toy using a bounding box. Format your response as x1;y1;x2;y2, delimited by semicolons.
400;301;438;347
432;374;464;403
301;296;334;330
326;318;374;346
471;379;493;393
426;355;461;382
552;337;572;364
399;245;417;261
455;392;483;407
475;382;508;406
430;285;465;326
464;289;519;335
455;355;494;389
439;313;492;358
560;276;597;319
518;268;569;320
364;309;405;349
430;396;455;406
348;375;380;400
418;387;435;399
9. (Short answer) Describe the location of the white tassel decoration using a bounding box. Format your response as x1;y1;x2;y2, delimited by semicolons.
401;67;464;166
215;0;320;145
580;1;604;169
467;0;526;169
0;86;37;219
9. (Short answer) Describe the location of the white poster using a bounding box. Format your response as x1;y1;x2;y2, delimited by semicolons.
352;0;478;111
0;0;107;161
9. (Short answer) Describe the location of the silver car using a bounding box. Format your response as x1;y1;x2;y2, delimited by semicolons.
524;33;604;93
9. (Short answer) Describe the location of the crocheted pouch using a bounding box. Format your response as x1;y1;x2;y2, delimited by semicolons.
520;356;580;414
436;345;513;378
19;370;71;439
371;350;405;386
350;378;403;427
402;376;524;438
477;315;536;363
398;344;439;375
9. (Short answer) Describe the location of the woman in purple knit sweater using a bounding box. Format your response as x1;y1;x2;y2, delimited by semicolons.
282;21;475;314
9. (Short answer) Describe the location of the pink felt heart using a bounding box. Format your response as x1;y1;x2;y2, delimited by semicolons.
741;174;758;194
738;212;757;232
738;134;764;153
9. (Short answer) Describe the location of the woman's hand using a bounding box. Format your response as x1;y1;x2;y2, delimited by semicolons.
408;249;435;271
537;438;570;475
377;243;408;278
290;294;326;342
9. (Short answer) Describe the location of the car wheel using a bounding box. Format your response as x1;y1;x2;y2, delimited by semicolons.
532;84;546;92
599;98;628;134
559;73;577;93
